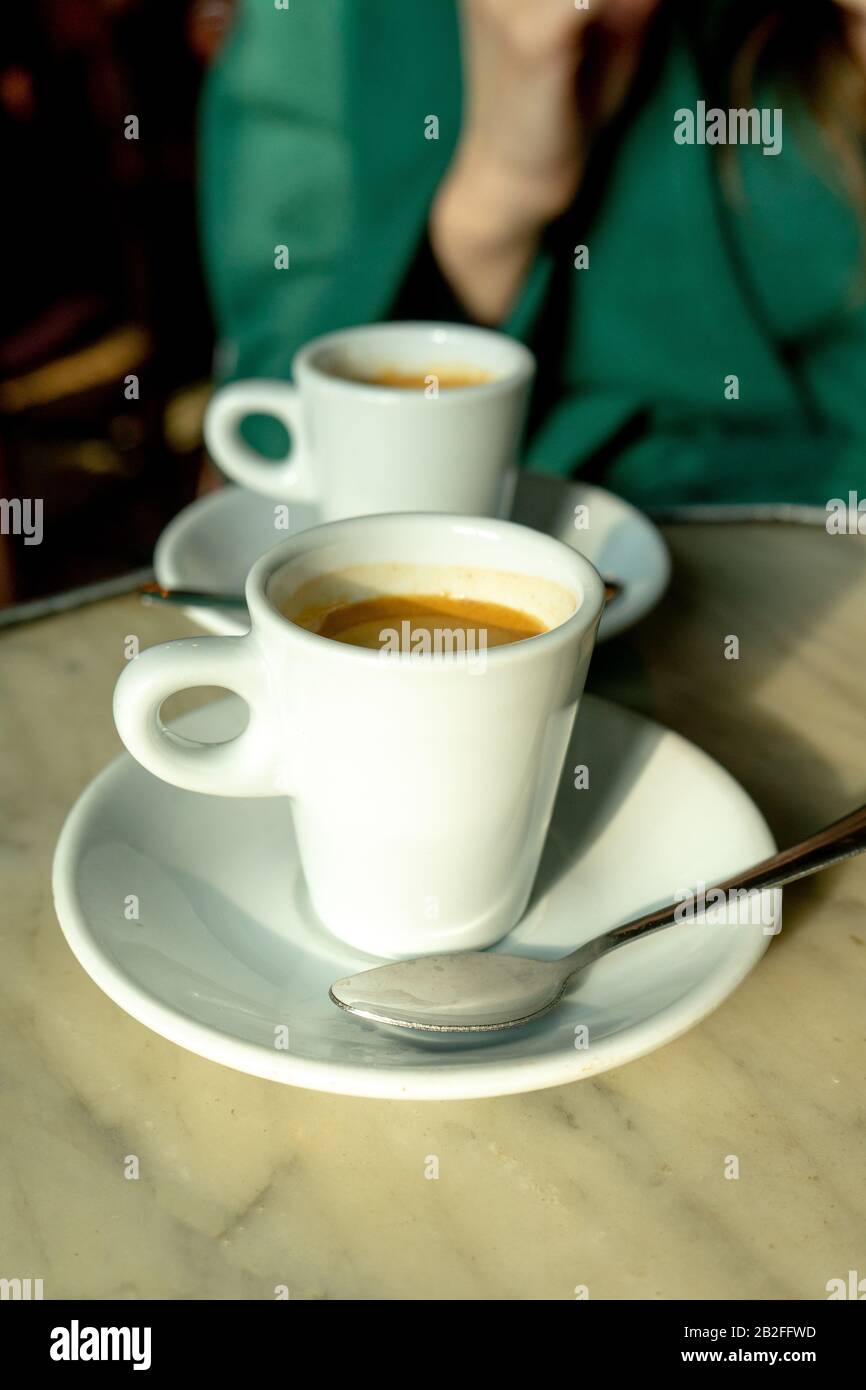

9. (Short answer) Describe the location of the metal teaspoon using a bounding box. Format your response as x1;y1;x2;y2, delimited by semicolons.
138;579;624;608
329;803;866;1033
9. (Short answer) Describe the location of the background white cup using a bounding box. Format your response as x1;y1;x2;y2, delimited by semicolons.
113;513;604;958
204;322;536;520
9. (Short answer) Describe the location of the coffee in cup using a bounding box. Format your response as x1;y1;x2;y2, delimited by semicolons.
285;568;551;651
337;364;493;391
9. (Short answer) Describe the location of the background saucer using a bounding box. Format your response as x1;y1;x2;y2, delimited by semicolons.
154;473;670;641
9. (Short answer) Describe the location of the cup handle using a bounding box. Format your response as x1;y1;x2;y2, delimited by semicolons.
204;380;318;502
113;634;287;797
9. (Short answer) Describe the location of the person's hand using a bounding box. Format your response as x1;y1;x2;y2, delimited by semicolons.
430;0;661;323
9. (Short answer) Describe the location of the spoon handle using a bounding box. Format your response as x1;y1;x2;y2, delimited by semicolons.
138;582;248;610
575;802;866;971
139;580;622;610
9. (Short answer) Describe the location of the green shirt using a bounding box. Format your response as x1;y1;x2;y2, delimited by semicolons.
200;0;866;508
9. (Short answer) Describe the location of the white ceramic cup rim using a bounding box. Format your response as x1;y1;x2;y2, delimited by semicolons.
291;321;536;404
248;511;606;670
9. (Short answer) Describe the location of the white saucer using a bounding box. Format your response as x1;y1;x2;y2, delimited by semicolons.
53;696;777;1100
154;474;670;641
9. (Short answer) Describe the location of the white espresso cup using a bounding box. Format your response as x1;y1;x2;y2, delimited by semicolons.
113;513;604;958
203;322;536;520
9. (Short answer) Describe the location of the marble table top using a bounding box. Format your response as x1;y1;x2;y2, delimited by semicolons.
1;520;864;1299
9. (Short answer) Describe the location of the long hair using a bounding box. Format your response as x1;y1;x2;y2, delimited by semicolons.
729;2;866;212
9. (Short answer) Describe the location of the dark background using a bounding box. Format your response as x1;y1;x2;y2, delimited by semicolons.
0;0;231;606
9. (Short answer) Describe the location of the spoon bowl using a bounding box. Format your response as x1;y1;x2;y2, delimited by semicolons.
330;950;587;1032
